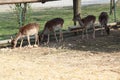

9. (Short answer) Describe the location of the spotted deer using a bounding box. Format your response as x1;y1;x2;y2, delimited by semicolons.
11;23;40;48
41;18;64;44
99;12;110;35
73;13;96;39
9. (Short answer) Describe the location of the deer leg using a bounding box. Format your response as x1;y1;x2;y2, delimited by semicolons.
53;30;58;43
41;34;44;42
20;38;23;48
90;23;95;39
93;26;95;39
27;35;31;47
59;29;63;42
47;34;50;44
35;34;38;45
105;26;110;35
37;34;40;45
101;25;104;35
34;34;39;47
85;28;88;39
82;29;85;39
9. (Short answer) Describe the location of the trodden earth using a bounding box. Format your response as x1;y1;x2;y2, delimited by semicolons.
0;29;120;80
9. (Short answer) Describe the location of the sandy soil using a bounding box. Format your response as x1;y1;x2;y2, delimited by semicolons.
0;29;120;80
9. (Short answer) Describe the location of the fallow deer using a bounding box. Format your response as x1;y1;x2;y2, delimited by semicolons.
99;12;110;35
41;18;64;44
73;13;96;39
11;23;40;48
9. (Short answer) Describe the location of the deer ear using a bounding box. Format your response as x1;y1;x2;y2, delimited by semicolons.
11;36;13;40
78;13;80;16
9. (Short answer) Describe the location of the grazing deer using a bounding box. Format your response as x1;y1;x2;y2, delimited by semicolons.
11;23;40;48
99;12;110;35
73;13;96;39
41;18;64;44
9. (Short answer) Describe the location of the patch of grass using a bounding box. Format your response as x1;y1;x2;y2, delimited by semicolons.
0;4;120;40
81;4;120;22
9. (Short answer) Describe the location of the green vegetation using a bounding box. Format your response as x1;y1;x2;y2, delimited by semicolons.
0;4;120;40
11;3;32;27
81;4;120;22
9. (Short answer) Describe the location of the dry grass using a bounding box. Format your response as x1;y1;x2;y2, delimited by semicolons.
0;29;120;80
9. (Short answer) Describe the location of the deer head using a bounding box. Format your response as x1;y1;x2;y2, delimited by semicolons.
11;36;17;48
73;13;82;21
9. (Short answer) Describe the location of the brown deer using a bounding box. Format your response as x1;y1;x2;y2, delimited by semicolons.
73;13;96;39
99;12;110;35
41;18;64;44
11;23;40;48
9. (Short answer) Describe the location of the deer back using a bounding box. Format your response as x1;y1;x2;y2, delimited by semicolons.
42;18;64;34
74;14;95;27
82;15;96;26
99;12;108;26
45;18;64;30
19;23;40;36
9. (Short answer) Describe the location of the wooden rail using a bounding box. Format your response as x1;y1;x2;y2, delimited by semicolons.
0;0;59;4
0;22;118;45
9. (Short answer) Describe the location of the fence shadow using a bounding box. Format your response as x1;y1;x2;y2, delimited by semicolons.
0;29;120;54
40;29;120;53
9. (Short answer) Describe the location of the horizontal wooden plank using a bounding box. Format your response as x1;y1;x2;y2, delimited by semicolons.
0;0;59;4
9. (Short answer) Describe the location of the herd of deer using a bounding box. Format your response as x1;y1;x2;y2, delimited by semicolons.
11;12;110;48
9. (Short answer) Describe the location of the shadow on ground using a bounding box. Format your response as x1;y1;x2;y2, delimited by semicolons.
42;29;120;53
0;29;120;53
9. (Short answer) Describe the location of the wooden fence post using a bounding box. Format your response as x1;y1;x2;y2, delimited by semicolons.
73;0;81;25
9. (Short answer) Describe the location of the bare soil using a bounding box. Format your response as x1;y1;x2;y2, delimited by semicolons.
0;29;120;80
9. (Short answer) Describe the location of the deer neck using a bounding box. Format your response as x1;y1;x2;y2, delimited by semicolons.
78;19;84;27
14;32;21;42
42;27;50;35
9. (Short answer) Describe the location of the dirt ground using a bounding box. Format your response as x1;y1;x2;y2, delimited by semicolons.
0;29;120;80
